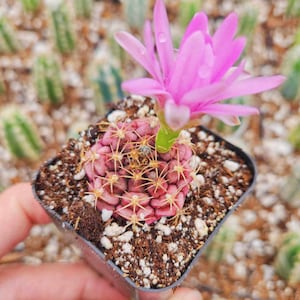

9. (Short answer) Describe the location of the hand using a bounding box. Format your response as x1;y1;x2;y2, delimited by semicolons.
0;183;202;300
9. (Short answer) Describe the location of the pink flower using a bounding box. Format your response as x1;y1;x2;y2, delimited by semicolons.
115;0;285;131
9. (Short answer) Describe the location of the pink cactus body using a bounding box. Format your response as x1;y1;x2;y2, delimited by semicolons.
83;118;193;226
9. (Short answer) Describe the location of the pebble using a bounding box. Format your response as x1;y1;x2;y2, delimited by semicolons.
117;231;133;242
224;160;240;172
107;110;127;122
104;223;125;237
100;236;113;250
194;218;208;237
101;209;113;222
155;223;172;236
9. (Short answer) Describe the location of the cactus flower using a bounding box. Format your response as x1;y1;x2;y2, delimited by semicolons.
115;0;285;152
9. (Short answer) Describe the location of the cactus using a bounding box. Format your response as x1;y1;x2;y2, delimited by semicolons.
281;59;300;101
33;54;64;105
0;78;5;95
74;0;93;19
178;0;202;28
20;0;41;13
81;118;194;227
289;123;300;151
286;0;300;17
205;223;237;263
90;49;124;115
0;17;20;54
274;232;300;285
45;0;76;54
280;163;300;207
122;0;150;31
0;107;43;161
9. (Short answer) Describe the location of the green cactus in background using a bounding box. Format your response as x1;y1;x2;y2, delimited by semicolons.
20;0;41;13
237;9;258;37
0;17;20;54
74;0;93;19
289;123;300;151
205;223;237;263
178;0;202;28
280;163;300;207
274;232;300;285
281;59;300;101
286;0;300;17
46;0;76;54
93;62;124;115
122;0;150;31
0;107;43;161
0;78;5;95
33;54;64;105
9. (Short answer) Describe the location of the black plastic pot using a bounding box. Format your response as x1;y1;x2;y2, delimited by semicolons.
32;126;256;300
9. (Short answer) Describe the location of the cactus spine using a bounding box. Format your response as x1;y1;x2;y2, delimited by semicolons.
74;0;93;19
21;0;41;13
122;0;150;31
0;17;20;54
33;54;64;104
274;232;300;285
0;107;43;161
46;1;76;54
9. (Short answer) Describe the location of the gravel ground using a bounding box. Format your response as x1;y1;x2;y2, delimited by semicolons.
0;0;300;299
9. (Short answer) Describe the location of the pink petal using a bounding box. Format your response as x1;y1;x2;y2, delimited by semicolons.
211;37;246;82
115;31;159;80
168;31;205;101
165;100;191;130
215;75;286;101
154;0;174;81
213;13;238;50
198;103;259;116
122;78;167;96
181;12;209;45
215;115;241;126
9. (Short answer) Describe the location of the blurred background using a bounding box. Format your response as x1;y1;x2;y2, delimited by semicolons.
0;0;299;299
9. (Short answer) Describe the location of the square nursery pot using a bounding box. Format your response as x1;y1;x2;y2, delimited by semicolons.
32;97;256;300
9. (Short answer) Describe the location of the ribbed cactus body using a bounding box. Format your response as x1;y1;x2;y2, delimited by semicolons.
33;55;64;104
0;17;20;54
122;0;149;31
205;224;237;263
21;0;41;13
275;232;300;285
74;0;93;19
281;60;300;101
48;2;76;54
92;61;124;115
178;0;202;27
0;107;43;161
237;9;258;37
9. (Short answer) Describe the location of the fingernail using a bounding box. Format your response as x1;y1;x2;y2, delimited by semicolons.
170;288;202;300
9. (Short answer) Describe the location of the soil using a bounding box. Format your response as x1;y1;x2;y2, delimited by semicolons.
33;97;254;288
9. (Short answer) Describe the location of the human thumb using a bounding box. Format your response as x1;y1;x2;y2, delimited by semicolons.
169;287;202;300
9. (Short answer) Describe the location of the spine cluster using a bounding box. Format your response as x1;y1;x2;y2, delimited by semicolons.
82;117;194;227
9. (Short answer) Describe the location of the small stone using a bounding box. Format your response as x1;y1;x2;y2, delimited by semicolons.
73;168;86;180
117;231;134;242
122;243;132;254
107;110;127;122
83;195;95;206
101;236;113;250
104;223;125;237
168;242;178;252
101;209;113;222
195;218;208;237
224;160;240;172
155;223;172;236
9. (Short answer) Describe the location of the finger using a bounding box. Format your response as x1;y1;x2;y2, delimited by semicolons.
0;183;50;257
0;262;126;300
168;287;202;300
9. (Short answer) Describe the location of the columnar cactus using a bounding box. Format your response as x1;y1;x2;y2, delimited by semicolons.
281;59;300;101
90;49;124;115
81;118;194;226
178;0;202;28
122;0;150;31
74;0;93;19
45;0;76;54
204;223;237;263
0;17;20;54
21;0;41;13
33;54;64;105
289;123;300;151
0;107;43;161
274;232;300;285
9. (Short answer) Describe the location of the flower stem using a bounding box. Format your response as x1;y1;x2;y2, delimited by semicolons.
155;122;180;153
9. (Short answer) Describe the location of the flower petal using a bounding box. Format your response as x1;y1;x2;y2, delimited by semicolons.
168;31;205;101
154;0;174;81
115;31;159;80
213;13;238;50
211;37;246;82
215;75;286;101
181;12;208;45
165;100;191;131
196;103;259;116
122;78;167;96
